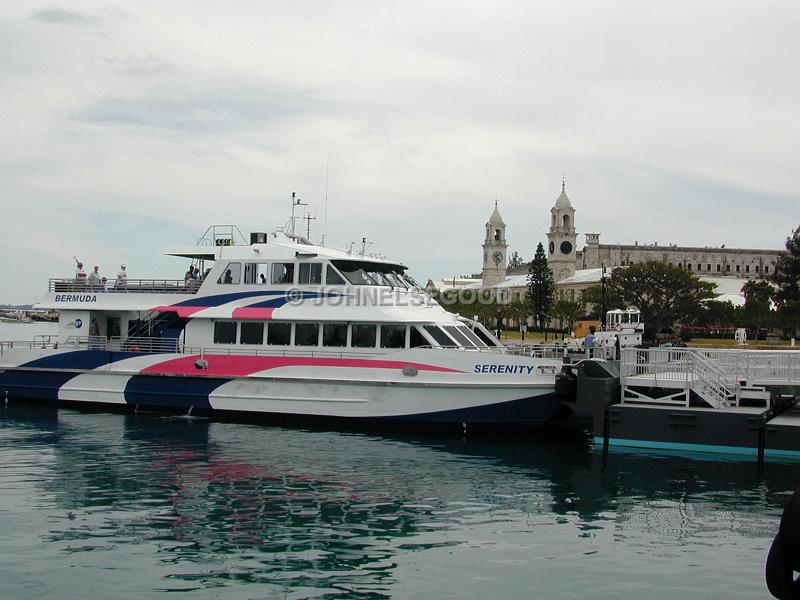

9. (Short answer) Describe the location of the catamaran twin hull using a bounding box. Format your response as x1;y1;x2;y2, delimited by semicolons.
0;348;564;430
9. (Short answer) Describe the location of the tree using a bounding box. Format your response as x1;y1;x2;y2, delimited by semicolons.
606;261;716;339
742;280;775;341
526;243;555;329
552;298;584;335
771;224;800;337
696;299;740;328
582;284;623;319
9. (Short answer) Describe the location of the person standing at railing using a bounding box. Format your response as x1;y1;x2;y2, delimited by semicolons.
88;265;101;290
74;258;87;290
116;264;127;290
584;325;596;357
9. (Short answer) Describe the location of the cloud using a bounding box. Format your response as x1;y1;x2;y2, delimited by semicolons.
103;55;174;76
30;7;100;26
0;0;798;304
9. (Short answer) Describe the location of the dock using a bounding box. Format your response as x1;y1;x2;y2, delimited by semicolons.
563;347;800;460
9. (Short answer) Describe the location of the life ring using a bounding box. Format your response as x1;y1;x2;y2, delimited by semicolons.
615;324;623;332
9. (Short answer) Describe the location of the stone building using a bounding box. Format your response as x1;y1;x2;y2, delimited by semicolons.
428;182;784;311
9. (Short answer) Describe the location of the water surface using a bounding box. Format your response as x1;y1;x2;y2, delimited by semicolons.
0;402;795;599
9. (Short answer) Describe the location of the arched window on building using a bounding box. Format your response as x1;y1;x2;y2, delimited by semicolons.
562;215;570;229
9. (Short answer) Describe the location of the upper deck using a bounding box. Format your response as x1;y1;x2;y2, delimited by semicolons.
37;226;437;320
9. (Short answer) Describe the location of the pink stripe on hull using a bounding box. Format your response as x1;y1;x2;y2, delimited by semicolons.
152;306;206;317
141;355;464;377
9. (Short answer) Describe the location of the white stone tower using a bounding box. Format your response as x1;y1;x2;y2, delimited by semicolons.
547;180;577;282
482;201;508;287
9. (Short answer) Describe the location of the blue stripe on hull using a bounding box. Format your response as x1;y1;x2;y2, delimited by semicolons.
387;392;563;426
0;370;79;401
19;350;156;370
124;375;227;409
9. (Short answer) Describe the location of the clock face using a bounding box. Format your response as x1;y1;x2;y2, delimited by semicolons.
560;241;573;255
492;251;503;266
549;241;555;255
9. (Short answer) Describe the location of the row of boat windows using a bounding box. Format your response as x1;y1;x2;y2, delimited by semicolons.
217;260;422;288
211;321;490;349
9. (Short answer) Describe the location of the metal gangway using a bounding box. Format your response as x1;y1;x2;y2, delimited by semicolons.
620;347;800;408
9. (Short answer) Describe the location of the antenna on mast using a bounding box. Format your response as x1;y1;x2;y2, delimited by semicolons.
303;211;316;240
289;191;307;236
321;157;330;246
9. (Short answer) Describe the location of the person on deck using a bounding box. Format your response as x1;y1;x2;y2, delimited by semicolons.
584;325;597;356
87;266;102;290
116;264;127;289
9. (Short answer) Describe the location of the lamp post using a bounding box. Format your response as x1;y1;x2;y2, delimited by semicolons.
601;264;607;330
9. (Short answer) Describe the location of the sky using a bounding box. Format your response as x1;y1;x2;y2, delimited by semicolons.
1;1;798;304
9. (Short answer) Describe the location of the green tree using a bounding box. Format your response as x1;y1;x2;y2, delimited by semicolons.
742;280;775;341
696;299;740;328
771;224;800;337
526;243;555;329
606;261;716;339
582;284;624;319
552;298;584;335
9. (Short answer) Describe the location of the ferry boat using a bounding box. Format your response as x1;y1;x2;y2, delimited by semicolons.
0;225;565;430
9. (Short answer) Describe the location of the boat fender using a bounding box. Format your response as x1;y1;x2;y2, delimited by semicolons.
195;359;209;370
766;489;800;599
402;366;419;377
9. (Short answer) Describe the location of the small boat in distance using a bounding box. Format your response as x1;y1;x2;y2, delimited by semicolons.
0;223;565;430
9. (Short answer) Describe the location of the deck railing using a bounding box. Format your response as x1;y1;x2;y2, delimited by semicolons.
2;336;572;362
621;347;800;393
48;278;201;295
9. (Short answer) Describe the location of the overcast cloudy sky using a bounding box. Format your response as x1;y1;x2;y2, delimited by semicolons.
1;1;798;303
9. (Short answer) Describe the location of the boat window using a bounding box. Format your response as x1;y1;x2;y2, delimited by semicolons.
243;263;267;285
423;325;454;346
330;260;377;285
351;324;377;348
322;323;347;347
240;322;264;345
325;265;346;285
217;263;242;285
213;321;237;344
458;326;487;347
295;323;319;346
409;326;428;348
471;325;499;347
380;324;406;349
361;264;393;287
399;273;422;289
443;325;476;347
266;322;291;345
271;263;295;284
384;271;408;289
298;263;323;285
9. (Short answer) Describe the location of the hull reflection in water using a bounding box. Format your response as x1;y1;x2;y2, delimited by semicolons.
0;404;794;599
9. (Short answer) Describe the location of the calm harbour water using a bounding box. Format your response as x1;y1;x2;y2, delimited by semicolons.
1;322;797;598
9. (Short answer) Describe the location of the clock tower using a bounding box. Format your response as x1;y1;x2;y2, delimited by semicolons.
482;201;508;287
547;180;577;282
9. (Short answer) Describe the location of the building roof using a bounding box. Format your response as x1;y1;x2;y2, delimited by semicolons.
554;183;572;210
487;202;504;225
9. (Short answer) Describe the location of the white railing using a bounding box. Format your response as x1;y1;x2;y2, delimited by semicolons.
621;347;800;407
690;351;737;408
49;278;200;295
